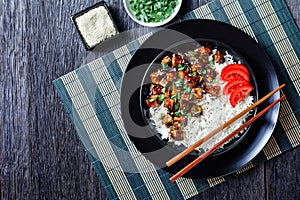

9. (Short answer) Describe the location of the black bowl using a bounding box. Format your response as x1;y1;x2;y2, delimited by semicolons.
120;19;280;178
140;38;258;157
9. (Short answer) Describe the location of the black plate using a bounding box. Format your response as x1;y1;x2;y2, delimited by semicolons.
120;19;280;178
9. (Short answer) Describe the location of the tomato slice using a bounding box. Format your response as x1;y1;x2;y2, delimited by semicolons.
221;68;250;81
223;80;252;95
229;85;254;107
221;64;250;76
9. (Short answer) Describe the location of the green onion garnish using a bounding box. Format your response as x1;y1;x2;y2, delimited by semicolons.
130;0;179;23
174;103;179;111
162;63;168;69
149;98;156;102
187;113;192;119
175;111;181;116
189;72;196;76
175;79;183;86
158;113;164;120
158;94;165;101
171;94;177;100
189;51;195;57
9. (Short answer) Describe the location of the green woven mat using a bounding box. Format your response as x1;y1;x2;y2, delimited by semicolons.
54;0;300;199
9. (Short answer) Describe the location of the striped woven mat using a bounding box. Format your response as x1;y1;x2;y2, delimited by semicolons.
54;0;300;199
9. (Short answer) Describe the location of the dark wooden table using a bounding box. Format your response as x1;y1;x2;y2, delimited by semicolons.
1;0;299;199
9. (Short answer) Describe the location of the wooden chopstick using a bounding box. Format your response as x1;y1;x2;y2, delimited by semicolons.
166;84;286;167
169;95;286;182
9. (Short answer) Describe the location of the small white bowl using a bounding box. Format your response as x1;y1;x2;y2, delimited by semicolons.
123;0;182;27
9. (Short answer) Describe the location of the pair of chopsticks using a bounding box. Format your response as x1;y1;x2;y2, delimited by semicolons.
168;84;286;182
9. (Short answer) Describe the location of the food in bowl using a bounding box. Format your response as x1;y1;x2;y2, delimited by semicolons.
144;43;254;151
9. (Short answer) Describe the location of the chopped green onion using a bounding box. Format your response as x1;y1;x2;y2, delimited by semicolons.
189;92;193;100
175;111;181;116
193;59;199;64
175;79;183;86
189;51;195;57
149;98;156;102
187;113;192;119
158;113;164;120
171;94;177;100
187;87;192;93
162;87;167;93
158;94;165;101
189;72;197;76
213;77;219;83
162;63;168;69
174;103;179;111
130;0;179;23
201;69;207;75
178;64;188;71
180;122;185;129
177;93;181;101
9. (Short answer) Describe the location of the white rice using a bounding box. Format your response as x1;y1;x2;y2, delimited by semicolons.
149;51;254;151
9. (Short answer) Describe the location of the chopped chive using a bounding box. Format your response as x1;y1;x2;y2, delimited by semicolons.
174;103;179;111
162;87;167;93
177;93;181;101
158;94;165;101
149;98;156;102
202;69;207;75
189;72;196;76
187;87;192;93
162;63;168;69
175;111;181;116
178;64;188;71
175;79;183;86
171;94;177;100
189;51;195;57
130;0;179;23
180;122;185;129
189;92;193;100
187;113;192;119
213;77;219;83
158;113;164;120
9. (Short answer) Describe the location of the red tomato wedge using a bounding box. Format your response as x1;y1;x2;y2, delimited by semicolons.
221;64;250;76
223;80;252;95
229;85;254;107
221;64;250;81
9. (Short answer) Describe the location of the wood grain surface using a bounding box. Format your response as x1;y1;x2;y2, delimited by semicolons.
0;0;299;199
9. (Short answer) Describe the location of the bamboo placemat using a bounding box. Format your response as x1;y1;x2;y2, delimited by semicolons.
54;0;300;199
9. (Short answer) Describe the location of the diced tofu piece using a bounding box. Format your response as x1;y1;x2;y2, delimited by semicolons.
166;72;177;81
205;85;220;96
164;98;175;110
193;88;203;99
161;56;171;64
214;51;224;63
145;95;159;108
150;84;163;95
159;78;168;88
